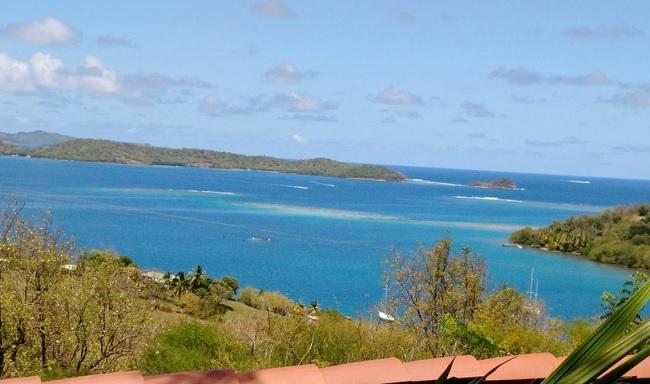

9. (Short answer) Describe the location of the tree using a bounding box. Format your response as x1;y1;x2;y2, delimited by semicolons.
190;265;206;291
601;272;649;323
220;276;239;296
0;206;154;378
385;239;486;356
172;272;190;298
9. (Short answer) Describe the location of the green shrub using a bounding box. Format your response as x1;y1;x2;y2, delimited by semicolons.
260;291;294;315
139;321;251;374
239;286;262;308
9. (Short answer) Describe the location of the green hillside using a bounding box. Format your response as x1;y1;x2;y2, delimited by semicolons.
24;139;406;181
510;204;650;269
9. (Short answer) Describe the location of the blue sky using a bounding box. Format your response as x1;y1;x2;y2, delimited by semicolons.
1;1;649;179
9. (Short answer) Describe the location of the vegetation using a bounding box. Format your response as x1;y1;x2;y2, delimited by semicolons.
469;177;517;189
385;239;578;358
0;142;20;155
0;206;154;379
2;138;406;181
6;206;649;381
510;204;650;269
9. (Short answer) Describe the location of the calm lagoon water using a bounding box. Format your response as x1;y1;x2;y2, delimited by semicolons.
2;156;649;319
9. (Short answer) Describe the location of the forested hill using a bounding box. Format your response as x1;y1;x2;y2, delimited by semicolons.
14;139;406;181
0;141;20;154
510;204;650;269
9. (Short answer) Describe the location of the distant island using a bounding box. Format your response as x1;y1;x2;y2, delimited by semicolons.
0;130;75;148
1;136;406;181
510;204;650;269
470;177;518;190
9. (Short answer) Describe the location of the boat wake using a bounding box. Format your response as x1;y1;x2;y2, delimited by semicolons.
281;185;310;190
569;180;591;184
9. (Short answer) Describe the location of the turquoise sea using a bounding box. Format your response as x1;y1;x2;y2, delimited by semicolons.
2;156;649;319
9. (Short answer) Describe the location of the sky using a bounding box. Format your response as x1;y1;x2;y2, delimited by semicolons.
0;1;649;179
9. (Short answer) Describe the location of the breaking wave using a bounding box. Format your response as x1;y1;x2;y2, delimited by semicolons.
409;178;464;187
281;185;310;190
455;196;523;203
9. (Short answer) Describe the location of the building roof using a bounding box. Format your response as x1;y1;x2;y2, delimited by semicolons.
3;353;650;384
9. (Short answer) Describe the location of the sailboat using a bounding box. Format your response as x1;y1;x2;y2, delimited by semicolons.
377;284;396;322
525;268;542;315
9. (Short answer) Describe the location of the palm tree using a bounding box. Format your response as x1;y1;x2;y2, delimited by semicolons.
172;271;190;298
190;265;206;291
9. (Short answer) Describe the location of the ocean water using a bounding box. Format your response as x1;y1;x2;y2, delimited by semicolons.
2;156;649;319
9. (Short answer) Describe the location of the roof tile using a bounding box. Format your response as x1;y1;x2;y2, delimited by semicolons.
404;355;482;381
0;377;41;384
320;357;409;384
144;369;238;384
237;364;325;384
480;353;559;381
47;371;144;384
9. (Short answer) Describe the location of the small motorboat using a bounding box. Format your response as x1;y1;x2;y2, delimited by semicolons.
250;236;272;242
502;243;523;249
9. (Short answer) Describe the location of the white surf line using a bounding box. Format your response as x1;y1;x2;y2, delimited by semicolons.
455;196;524;203
196;190;236;195
312;181;336;187
569;180;591;184
0;186;390;252
409;178;464;187
280;184;309;190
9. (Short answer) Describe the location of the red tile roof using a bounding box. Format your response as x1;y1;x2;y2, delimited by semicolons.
320;358;409;384
3;353;650;384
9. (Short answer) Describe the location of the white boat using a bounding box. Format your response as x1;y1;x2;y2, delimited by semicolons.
502;243;523;249
378;284;396;322
378;311;395;322
250;236;271;242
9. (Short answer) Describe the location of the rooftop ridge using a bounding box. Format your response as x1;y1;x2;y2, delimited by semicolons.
3;352;650;384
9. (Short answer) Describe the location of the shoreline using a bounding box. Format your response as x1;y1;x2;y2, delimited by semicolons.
2;153;406;182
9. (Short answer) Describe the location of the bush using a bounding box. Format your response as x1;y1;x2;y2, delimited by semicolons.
260;291;294;315
239;286;262;308
220;276;239;295
139;322;251;374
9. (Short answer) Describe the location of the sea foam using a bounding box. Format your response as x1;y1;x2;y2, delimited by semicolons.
409;178;464;187
455;196;523;203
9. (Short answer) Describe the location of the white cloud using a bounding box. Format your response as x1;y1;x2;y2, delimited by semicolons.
265;63;300;84
564;23;644;40
0;52;212;104
291;133;309;144
370;87;422;105
490;67;611;86
197;95;261;116
601;91;650;109
253;0;295;19
0;52;120;94
459;101;506;118
272;92;335;112
2;17;77;45
198;92;337;119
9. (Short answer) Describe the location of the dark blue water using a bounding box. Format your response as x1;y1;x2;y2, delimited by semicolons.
2;156;649;319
